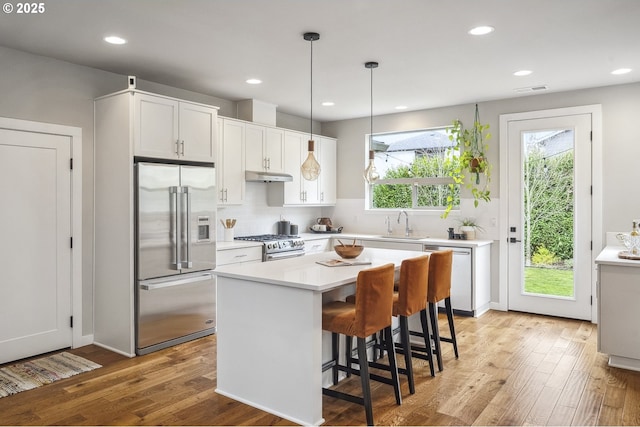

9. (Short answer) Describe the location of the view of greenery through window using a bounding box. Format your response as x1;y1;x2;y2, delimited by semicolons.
367;128;460;210
523;130;575;297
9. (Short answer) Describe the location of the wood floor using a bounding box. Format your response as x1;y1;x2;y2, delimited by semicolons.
1;310;640;426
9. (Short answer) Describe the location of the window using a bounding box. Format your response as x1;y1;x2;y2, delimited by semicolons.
366;127;460;211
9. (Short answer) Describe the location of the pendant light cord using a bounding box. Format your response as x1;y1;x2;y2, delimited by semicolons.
309;37;313;140
370;65;373;146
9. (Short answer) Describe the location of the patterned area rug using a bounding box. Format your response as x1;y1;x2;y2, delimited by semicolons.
0;352;101;398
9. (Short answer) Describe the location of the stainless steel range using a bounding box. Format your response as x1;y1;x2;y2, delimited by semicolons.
235;234;305;261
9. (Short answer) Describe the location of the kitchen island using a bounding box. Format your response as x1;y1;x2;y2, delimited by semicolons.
214;247;424;425
596;244;640;372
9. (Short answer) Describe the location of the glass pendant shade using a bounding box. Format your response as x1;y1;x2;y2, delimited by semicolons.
363;149;379;183
301;140;321;181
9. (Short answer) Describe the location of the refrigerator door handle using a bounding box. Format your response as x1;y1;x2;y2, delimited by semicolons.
183;186;193;268
170;186;181;270
139;272;213;291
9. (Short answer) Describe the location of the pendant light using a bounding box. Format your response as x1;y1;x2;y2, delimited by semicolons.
300;32;321;181
363;61;380;183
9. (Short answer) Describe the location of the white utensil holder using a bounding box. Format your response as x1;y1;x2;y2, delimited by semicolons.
224;228;234;242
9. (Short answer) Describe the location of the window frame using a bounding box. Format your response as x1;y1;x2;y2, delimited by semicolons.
364;126;460;214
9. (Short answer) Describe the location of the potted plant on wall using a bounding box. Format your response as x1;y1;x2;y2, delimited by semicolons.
442;104;492;218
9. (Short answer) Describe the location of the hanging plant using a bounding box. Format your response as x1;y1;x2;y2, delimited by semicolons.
442;104;492;218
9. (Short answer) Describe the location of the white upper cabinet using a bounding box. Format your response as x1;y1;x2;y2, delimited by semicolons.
218;118;245;205
178;102;217;161
317;136;337;205
134;92;217;162
245;124;285;173
264;127;285;172
269;130;336;206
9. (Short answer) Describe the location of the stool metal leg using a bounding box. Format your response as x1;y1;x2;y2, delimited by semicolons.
445;297;459;359
357;337;374;426
345;336;353;378
331;332;339;385
383;326;402;405
398;316;415;394
419;308;436;377
429;302;443;372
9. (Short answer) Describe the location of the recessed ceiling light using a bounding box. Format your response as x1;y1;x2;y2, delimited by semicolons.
322;101;335;107
104;35;127;45
513;70;533;77
246;78;262;84
468;26;495;36
395;105;408;110
611;68;632;75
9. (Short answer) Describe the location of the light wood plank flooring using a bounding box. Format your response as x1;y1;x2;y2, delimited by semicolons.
1;310;640;426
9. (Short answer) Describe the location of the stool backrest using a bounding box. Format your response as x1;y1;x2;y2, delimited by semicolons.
396;255;430;316
354;263;395;338
427;250;453;303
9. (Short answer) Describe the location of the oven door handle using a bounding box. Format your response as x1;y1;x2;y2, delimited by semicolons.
266;251;305;261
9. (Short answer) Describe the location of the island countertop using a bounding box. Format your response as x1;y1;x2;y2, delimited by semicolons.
214;247;424;292
595;245;640;267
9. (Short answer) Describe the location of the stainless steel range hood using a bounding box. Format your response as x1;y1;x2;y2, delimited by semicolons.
245;170;293;182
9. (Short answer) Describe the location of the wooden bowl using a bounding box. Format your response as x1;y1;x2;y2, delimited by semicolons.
334;244;364;259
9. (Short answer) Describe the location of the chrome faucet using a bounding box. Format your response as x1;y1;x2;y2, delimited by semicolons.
397;210;412;237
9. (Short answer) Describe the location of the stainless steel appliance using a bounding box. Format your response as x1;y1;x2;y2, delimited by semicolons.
234;234;305;261
135;161;216;355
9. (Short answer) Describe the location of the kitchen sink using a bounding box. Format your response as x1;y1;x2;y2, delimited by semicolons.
379;235;429;240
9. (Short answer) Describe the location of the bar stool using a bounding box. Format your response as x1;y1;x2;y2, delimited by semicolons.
321;263;401;426
346;256;436;390
426;249;457;371
390;255;436;392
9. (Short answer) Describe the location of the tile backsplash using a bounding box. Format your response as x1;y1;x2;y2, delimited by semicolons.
216;182;323;238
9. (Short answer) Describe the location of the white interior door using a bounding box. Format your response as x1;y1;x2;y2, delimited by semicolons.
506;112;592;320
0;128;72;363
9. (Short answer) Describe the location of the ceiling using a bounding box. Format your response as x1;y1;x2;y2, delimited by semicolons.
0;0;638;122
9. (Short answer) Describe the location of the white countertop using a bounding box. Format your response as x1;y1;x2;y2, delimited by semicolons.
299;232;492;248
214;247;424;292
595;245;640;267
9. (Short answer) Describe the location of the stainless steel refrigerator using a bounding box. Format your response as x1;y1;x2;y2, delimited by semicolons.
135;161;216;355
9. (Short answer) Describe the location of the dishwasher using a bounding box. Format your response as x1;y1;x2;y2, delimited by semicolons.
423;245;473;315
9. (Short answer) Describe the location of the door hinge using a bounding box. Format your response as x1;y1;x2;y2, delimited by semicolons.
70;316;73;328
70;237;73;248
590;185;593;195
590;131;593;141
590;295;593;306
590;240;593;250
70;158;73;170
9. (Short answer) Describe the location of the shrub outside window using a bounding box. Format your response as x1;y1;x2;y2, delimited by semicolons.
366;128;460;211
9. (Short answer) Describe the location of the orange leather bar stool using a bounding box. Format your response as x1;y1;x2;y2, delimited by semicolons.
426;249;457;371
322;263;401;426
390;255;436;392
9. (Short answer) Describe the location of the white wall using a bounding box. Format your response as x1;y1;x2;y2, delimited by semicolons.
321;82;640;305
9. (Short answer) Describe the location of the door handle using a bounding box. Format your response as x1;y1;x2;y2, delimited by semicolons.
509;237;522;243
183;187;193;268
170;186;181;269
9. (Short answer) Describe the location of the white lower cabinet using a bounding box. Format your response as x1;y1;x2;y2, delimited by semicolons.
217;246;262;266
304;237;331;254
596;252;640;372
